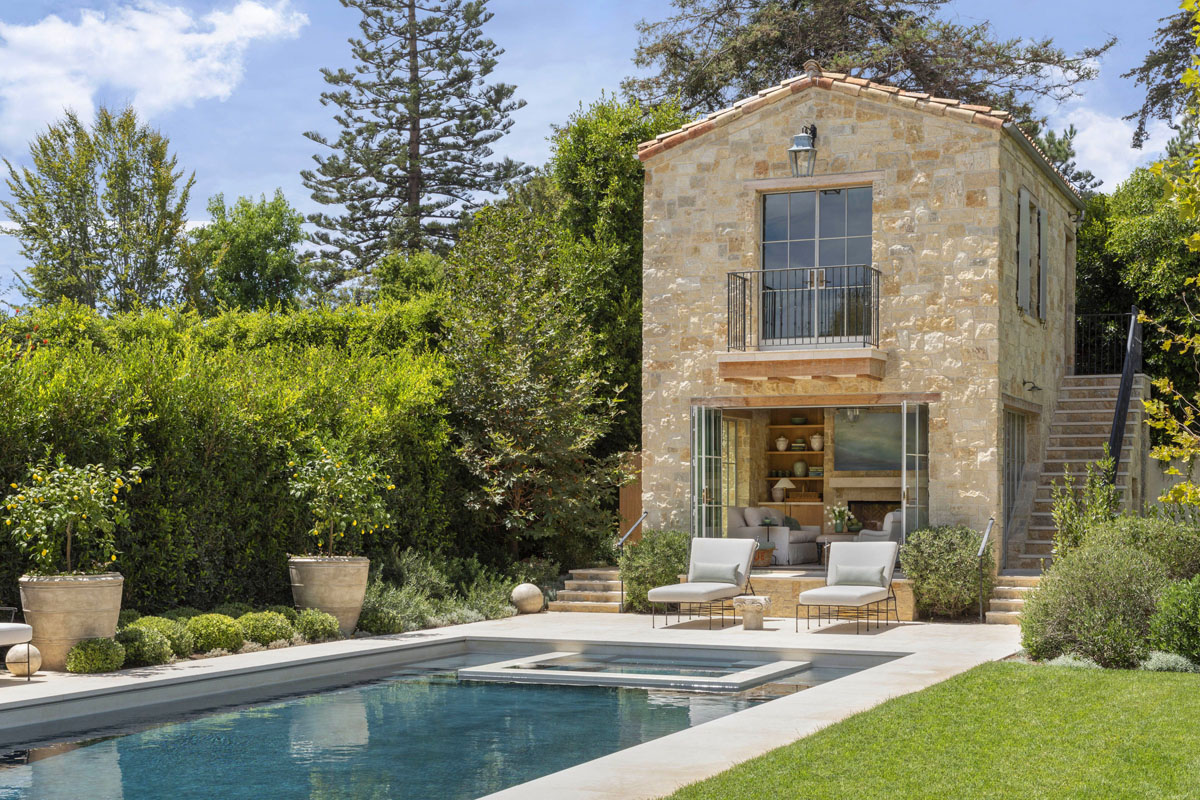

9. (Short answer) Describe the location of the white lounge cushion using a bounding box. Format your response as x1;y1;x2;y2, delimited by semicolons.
0;623;32;646
648;582;743;603
798;585;889;606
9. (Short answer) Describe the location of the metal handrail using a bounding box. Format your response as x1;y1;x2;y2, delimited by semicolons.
978;518;994;623
616;511;648;613
727;265;881;351
1106;306;1142;486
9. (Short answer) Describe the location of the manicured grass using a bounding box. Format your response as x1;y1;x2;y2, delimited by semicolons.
665;661;1200;800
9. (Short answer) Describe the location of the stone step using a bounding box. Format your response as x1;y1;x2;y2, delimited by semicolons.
1055;398;1129;410
568;567;620;580
556;590;623;602
547;600;621;613
1057;387;1123;399
1061;374;1144;387
996;574;1042;587
1045;446;1131;459
564;579;623;591
1049;422;1123;436
1016;553;1054;570
988;598;1026;613
1051;411;1141;424
985;610;1022;624
1023;541;1054;556
992;585;1036;599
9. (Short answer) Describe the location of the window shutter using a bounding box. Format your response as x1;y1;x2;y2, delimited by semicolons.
1037;207;1047;319
1017;188;1030;311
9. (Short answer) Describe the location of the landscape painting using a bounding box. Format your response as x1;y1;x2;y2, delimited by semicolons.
834;408;902;471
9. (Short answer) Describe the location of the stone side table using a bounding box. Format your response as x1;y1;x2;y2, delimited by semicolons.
733;595;771;630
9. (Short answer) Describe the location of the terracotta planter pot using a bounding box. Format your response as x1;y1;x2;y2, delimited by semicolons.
288;556;370;635
19;573;123;671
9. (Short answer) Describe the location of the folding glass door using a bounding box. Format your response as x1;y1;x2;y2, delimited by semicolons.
900;402;929;542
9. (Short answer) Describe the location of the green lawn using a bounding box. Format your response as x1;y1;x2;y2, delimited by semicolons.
665;662;1200;800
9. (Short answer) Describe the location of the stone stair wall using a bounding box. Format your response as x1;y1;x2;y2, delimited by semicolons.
1005;374;1149;572
547;568;623;613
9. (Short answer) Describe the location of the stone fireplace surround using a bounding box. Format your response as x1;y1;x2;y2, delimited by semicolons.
848;500;900;530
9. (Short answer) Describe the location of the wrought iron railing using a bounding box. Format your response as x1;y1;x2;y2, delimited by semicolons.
727;265;880;351
1075;312;1138;375
1106;307;1143;486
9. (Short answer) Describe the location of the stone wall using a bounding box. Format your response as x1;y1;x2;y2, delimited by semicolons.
641;84;1078;539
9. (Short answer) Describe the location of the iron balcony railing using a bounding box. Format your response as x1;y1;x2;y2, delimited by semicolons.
1075;312;1140;376
727;265;881;351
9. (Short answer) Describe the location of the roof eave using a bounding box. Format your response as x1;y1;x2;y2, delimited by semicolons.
1002;120;1085;211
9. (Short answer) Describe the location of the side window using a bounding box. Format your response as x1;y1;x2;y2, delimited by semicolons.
1016;188;1045;319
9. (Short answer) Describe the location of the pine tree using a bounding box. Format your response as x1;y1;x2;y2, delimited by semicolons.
302;0;525;286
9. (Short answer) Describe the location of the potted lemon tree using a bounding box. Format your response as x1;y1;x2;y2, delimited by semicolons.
3;456;144;670
288;446;393;635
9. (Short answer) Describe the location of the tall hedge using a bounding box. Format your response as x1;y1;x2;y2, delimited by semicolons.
0;300;450;610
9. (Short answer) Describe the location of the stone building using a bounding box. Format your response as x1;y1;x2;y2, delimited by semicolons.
636;61;1147;574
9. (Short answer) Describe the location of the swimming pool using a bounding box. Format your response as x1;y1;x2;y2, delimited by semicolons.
0;663;764;799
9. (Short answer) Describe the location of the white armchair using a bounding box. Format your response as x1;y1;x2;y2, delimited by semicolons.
856;510;902;544
647;537;757;628
727;507;818;565
796;541;900;633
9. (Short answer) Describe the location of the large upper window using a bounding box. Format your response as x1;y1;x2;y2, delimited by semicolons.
762;187;872;269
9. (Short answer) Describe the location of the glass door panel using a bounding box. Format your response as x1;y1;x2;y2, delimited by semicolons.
691;406;724;538
901;402;929;542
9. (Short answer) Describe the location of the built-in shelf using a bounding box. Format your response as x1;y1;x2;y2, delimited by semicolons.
768;450;825;456
766;476;823;481
761;501;823;506
767;424;825;430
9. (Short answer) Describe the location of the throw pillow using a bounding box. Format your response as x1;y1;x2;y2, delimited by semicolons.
741;507;766;527
829;564;887;587
689;561;740;585
782;515;803;530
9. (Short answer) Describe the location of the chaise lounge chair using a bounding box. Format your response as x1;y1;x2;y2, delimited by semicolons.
647;537;757;629
795;541;899;633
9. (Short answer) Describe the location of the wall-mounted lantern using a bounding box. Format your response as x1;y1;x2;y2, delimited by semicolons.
788;124;817;178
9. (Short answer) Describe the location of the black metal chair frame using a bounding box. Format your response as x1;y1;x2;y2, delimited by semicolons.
1;607;31;682
650;579;757;629
794;588;899;634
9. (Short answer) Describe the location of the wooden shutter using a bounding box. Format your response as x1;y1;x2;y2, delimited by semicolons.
1037;207;1047;319
1017;188;1030;311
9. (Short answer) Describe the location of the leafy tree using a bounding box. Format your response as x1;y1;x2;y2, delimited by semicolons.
2;106;193;312
624;0;1114;122
181;191;309;312
303;0;525;286
546;95;691;452
443;202;624;563
1124;9;1196;148
374;250;445;301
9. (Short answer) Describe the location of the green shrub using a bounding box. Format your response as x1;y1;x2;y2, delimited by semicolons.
1149;575;1200;661
1050;454;1119;556
619;529;689;613
358;578;431;634
161;606;203;622
211;602;254;619
512;556;562;591
115;626;173;667
1090;516;1200;581
1021;538;1168;668
461;569;517;620
294;608;340;642
1045;654;1102;669
118;609;142;628
1140;650;1200;673
898;525;992;618
186;614;244;653
129;615;194;658
66;638;125;673
263;604;298;622
428;602;485;627
237;611;295;646
0;301;451;611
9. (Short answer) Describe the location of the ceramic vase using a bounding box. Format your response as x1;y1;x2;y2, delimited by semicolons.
809;434;824;452
792;460;808;477
775;436;789;451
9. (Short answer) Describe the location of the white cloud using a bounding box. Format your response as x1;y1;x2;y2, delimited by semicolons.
0;1;308;149
1047;104;1174;191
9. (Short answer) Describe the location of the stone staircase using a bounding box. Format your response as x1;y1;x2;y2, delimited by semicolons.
985;573;1040;624
1011;374;1145;571
546;567;623;613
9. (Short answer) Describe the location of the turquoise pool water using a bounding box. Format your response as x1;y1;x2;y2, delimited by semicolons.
0;668;765;800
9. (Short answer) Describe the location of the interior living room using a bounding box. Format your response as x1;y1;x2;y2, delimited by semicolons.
695;403;927;571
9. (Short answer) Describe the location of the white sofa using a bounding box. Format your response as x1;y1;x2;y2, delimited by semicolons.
647;537;757;628
728;506;819;565
796;541;899;633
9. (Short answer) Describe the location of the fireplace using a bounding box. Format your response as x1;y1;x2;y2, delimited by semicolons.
848;501;899;530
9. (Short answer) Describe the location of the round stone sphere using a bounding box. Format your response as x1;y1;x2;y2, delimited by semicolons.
6;643;41;677
511;583;544;614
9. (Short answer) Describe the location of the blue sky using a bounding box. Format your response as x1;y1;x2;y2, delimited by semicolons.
0;0;1183;303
